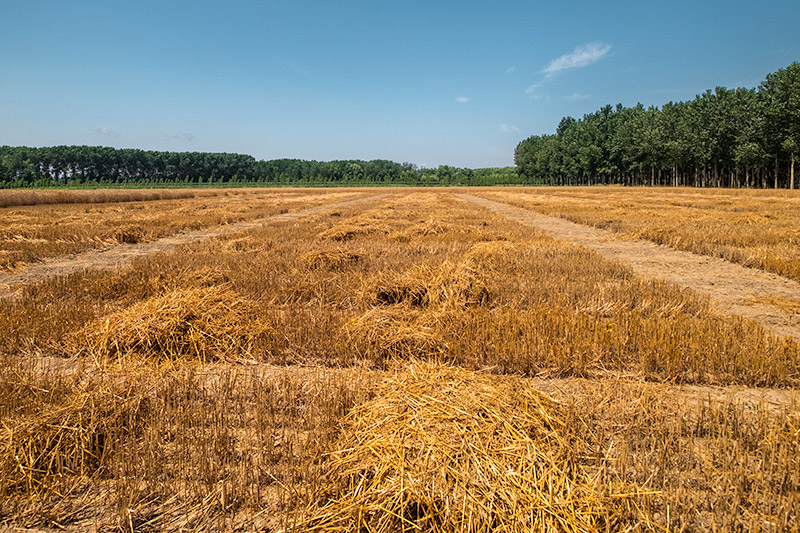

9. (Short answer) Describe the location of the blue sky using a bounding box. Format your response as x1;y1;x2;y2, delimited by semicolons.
1;1;798;168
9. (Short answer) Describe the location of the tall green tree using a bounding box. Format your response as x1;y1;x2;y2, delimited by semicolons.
760;62;800;189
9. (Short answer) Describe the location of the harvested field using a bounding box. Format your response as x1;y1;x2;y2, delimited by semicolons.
0;188;799;532
0;187;211;208
476;187;800;281
460;192;800;342
0;188;367;271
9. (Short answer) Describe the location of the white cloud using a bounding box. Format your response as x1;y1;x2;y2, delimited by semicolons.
542;42;611;75
93;127;119;137
455;96;471;104
499;124;520;133
168;132;195;141
525;82;543;98
505;66;516;74
562;92;591;100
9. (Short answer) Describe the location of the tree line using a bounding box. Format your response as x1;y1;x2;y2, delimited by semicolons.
515;62;800;188
0;146;256;186
0;145;517;188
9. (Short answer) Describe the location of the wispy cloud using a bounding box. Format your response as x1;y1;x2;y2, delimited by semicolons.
168;132;195;141
525;82;543;98
499;123;520;133
524;42;611;99
562;92;591;100
455;96;471;104
93;127;119;138
542;42;611;76
505;66;516;74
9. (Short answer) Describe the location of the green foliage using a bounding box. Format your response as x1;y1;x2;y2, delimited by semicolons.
0;146;256;186
0;146;521;188
515;62;800;188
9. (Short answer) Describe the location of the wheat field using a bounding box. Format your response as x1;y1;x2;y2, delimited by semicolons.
478;187;800;282
0;188;798;532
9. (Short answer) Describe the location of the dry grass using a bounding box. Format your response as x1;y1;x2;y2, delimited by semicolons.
547;378;800;532
1;357;797;531
0;360;381;531
743;295;800;316
301;249;362;271
299;361;653;532
0;372;152;500
73;285;275;364
479;187;800;281
0;189;362;270
366;260;490;308
0;188;205;208
1;189;799;531
2;191;798;384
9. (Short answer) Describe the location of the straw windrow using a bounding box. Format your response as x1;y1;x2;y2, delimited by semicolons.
342;308;447;363
74;286;274;363
302;249;362;271
299;362;653;532
366;261;490;309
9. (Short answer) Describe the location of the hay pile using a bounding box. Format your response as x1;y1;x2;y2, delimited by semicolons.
113;226;144;244
317;224;367;242
349;252;493;363
77;286;273;362
318;211;388;241
342;308;447;362
463;240;519;269
302;249;361;271
299;363;650;532
389;218;453;242
367;261;490;308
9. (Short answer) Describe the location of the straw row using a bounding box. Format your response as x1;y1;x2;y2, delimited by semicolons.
298;362;652;532
74;285;274;363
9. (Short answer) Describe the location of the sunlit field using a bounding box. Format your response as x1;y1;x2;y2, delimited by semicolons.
478;187;800;281
1;188;798;532
0;188;367;271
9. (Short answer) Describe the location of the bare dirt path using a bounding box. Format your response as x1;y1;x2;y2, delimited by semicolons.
458;193;800;342
0;193;389;299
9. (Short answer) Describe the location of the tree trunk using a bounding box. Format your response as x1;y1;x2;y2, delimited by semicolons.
775;156;779;189
791;152;796;189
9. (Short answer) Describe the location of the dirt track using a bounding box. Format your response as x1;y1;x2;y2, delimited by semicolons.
459;193;800;343
0;193;388;299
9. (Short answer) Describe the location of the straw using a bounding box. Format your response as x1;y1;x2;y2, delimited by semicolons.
297;362;652;532
75;286;273;363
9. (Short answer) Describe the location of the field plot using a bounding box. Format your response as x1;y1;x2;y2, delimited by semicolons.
0;189;798;532
0;188;367;271
477;187;800;282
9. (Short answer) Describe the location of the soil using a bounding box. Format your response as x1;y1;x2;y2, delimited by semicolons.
0;193;388;300
458;193;800;343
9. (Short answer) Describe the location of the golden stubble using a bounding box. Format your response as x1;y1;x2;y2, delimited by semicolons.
0;189;798;531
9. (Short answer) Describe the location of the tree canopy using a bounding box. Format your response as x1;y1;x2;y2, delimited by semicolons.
515;62;800;188
0;146;518;188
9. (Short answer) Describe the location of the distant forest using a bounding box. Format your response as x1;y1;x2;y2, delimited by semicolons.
0;145;517;188
515;62;800;188
3;62;798;189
